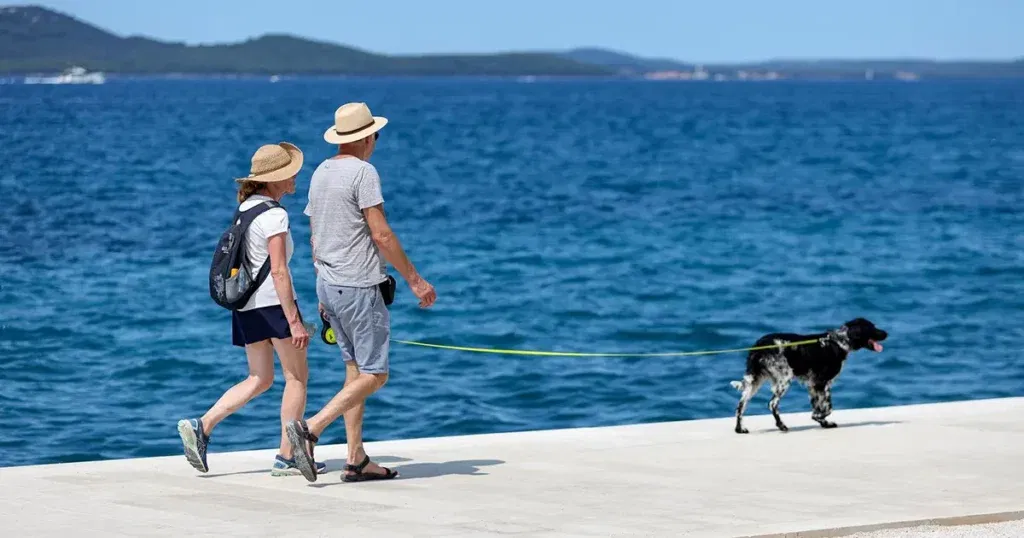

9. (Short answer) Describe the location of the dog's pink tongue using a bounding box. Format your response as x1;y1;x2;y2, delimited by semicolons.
870;340;883;352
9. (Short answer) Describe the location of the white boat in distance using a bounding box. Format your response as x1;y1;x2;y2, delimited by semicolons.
24;66;106;84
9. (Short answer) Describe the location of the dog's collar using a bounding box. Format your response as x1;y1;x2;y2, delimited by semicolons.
820;327;851;352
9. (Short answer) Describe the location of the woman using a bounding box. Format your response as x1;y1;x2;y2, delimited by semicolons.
176;142;325;476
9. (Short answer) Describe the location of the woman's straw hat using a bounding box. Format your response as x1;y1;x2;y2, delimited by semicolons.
323;102;388;144
235;142;304;183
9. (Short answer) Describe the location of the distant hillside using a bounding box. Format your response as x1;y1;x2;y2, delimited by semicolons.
561;48;693;75
0;5;610;75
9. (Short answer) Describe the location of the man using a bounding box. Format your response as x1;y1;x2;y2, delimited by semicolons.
287;102;436;483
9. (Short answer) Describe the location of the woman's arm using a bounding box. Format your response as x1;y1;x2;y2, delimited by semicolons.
267;232;308;349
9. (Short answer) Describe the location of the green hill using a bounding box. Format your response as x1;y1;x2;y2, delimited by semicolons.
561;47;694;75
0;5;610;75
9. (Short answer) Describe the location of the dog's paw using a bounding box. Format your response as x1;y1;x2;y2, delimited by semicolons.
735;426;749;434
776;423;789;432
819;421;838;429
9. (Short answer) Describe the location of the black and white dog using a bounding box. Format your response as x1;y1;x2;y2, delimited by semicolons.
731;318;887;434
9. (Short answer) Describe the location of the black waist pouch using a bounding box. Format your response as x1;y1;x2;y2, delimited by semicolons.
379;275;396;306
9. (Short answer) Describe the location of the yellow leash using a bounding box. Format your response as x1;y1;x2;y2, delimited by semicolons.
390;338;822;358
320;315;820;357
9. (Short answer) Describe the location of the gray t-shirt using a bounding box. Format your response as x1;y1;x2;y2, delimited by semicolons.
303;157;387;288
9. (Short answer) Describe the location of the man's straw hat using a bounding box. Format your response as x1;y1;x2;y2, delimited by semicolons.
323;102;388;144
235;142;303;183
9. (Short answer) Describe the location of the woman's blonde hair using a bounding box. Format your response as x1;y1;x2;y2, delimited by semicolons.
237;180;265;203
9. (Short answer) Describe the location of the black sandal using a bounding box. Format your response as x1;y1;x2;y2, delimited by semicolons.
342;454;399;482
285;419;320;483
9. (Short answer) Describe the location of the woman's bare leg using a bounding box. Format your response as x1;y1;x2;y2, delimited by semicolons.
200;340;276;435
177;340;275;472
272;337;309;459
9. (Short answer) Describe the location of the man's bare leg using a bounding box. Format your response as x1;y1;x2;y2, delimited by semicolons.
342;361;366;459
338;362;392;476
286;367;389;482
305;368;387;440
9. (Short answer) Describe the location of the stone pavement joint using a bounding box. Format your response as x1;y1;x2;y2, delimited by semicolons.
738;510;1024;538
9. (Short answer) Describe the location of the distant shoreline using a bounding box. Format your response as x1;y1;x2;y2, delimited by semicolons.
6;65;1023;81
5;72;1024;82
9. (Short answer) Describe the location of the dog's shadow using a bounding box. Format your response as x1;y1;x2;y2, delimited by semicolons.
757;420;902;434
308;458;505;488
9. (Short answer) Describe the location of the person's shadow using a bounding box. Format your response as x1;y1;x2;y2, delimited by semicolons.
195;456;416;479
309;458;505;488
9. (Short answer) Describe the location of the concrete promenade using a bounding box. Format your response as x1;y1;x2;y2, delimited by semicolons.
1;397;1022;537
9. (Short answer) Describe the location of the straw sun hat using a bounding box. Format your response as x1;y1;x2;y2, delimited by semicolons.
323;102;388;144
235;142;304;183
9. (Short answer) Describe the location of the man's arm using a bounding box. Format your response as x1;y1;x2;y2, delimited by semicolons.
364;204;419;283
308;215;317;276
364;204;436;307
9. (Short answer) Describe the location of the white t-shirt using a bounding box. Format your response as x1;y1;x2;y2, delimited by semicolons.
238;194;296;312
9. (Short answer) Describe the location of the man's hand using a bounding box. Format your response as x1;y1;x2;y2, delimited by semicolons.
408;275;436;308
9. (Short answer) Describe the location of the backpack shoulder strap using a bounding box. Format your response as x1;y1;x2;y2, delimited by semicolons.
235;199;282;227
240;200;284;289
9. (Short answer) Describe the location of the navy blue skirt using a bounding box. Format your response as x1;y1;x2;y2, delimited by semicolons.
231;304;298;347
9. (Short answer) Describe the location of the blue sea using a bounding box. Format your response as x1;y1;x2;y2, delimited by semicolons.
1;77;1022;468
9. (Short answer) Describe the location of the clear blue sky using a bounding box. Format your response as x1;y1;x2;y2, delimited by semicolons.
25;0;1024;63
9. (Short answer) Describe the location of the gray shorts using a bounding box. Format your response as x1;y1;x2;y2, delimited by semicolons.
316;276;390;374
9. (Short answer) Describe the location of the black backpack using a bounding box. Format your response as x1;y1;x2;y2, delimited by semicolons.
209;199;282;310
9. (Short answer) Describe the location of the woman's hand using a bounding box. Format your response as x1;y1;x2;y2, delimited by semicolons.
289;319;309;350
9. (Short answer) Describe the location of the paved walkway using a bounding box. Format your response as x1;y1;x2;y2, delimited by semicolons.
1;397;1022;537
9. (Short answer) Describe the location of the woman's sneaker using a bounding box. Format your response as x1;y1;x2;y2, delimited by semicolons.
271;454;326;476
176;418;209;473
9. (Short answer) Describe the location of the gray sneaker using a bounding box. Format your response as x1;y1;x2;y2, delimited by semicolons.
271;454;327;477
176;418;209;473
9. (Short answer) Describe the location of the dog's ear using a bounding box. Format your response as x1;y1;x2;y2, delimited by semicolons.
844;321;863;342
846;318;876;331
842;318;882;349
